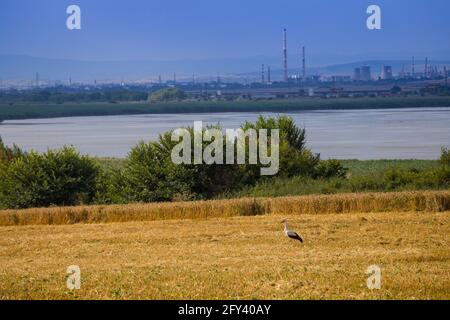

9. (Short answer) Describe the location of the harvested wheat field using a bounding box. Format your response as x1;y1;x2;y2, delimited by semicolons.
1;191;449;226
0;210;449;299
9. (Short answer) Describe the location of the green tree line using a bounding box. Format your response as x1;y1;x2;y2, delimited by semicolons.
0;88;149;104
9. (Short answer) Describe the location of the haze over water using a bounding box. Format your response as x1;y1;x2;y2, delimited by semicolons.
1;107;449;159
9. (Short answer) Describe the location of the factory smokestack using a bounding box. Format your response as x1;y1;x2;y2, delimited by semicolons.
283;28;288;82
425;57;428;78
445;66;448;87
412;56;415;77
302;46;306;80
267;66;271;83
261;64;265;84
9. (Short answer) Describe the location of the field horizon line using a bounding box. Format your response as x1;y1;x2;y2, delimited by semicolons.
1;190;449;227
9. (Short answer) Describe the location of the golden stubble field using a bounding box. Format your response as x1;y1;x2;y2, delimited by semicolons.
0;211;449;300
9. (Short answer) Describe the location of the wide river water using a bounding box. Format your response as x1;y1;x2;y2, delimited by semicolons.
1;107;449;159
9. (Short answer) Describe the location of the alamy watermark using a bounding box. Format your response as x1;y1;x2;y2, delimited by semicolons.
366;265;381;290
367;5;382;30
66;4;381;31
63;264;383;293
66;265;81;290
66;5;81;30
171;121;279;176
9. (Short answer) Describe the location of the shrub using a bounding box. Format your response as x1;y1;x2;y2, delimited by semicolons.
315;159;348;178
383;168;409;190
345;175;382;192
93;166;126;204
149;88;187;103
115;115;345;202
441;147;450;168
242;115;307;152
390;86;402;94
0;136;23;164
382;166;446;191
116;141;189;203
278;146;320;178
157;128;240;198
0;147;99;209
240;115;320;179
437;167;450;187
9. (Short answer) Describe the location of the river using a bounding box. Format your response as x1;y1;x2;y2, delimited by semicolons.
1;107;449;159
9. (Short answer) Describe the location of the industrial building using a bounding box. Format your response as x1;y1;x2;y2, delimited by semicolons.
353;68;361;81
360;66;372;81
381;65;393;80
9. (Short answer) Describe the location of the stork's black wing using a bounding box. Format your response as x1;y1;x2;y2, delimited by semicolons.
287;231;303;243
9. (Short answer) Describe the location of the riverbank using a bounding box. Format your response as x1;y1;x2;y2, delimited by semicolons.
1;96;450;121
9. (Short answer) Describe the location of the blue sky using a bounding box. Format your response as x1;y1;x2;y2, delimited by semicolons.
1;0;449;64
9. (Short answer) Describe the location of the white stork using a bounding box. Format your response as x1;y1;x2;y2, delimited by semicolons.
281;219;303;243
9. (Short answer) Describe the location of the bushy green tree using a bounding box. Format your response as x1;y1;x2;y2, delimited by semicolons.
441;147;450;168
390;86;402;94
158;128;244;199
315;159;348;179
0;147;99;209
117;125;243;202
114;115;345;202
438;147;450;187
149;88;187;103
115;140;191;202
0;136;23;164
240;115;320;180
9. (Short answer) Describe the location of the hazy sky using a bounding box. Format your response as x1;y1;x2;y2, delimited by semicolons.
1;0;449;63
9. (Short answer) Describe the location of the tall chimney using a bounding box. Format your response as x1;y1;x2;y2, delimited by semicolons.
283;28;288;82
425;57;428;78
261;64;265;84
302;46;306;80
445;66;448;87
268;66;271;83
412;56;415;77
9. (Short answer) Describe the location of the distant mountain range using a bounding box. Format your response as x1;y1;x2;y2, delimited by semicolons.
1;54;449;84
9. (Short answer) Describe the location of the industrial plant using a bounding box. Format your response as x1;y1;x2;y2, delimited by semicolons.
0;28;449;101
